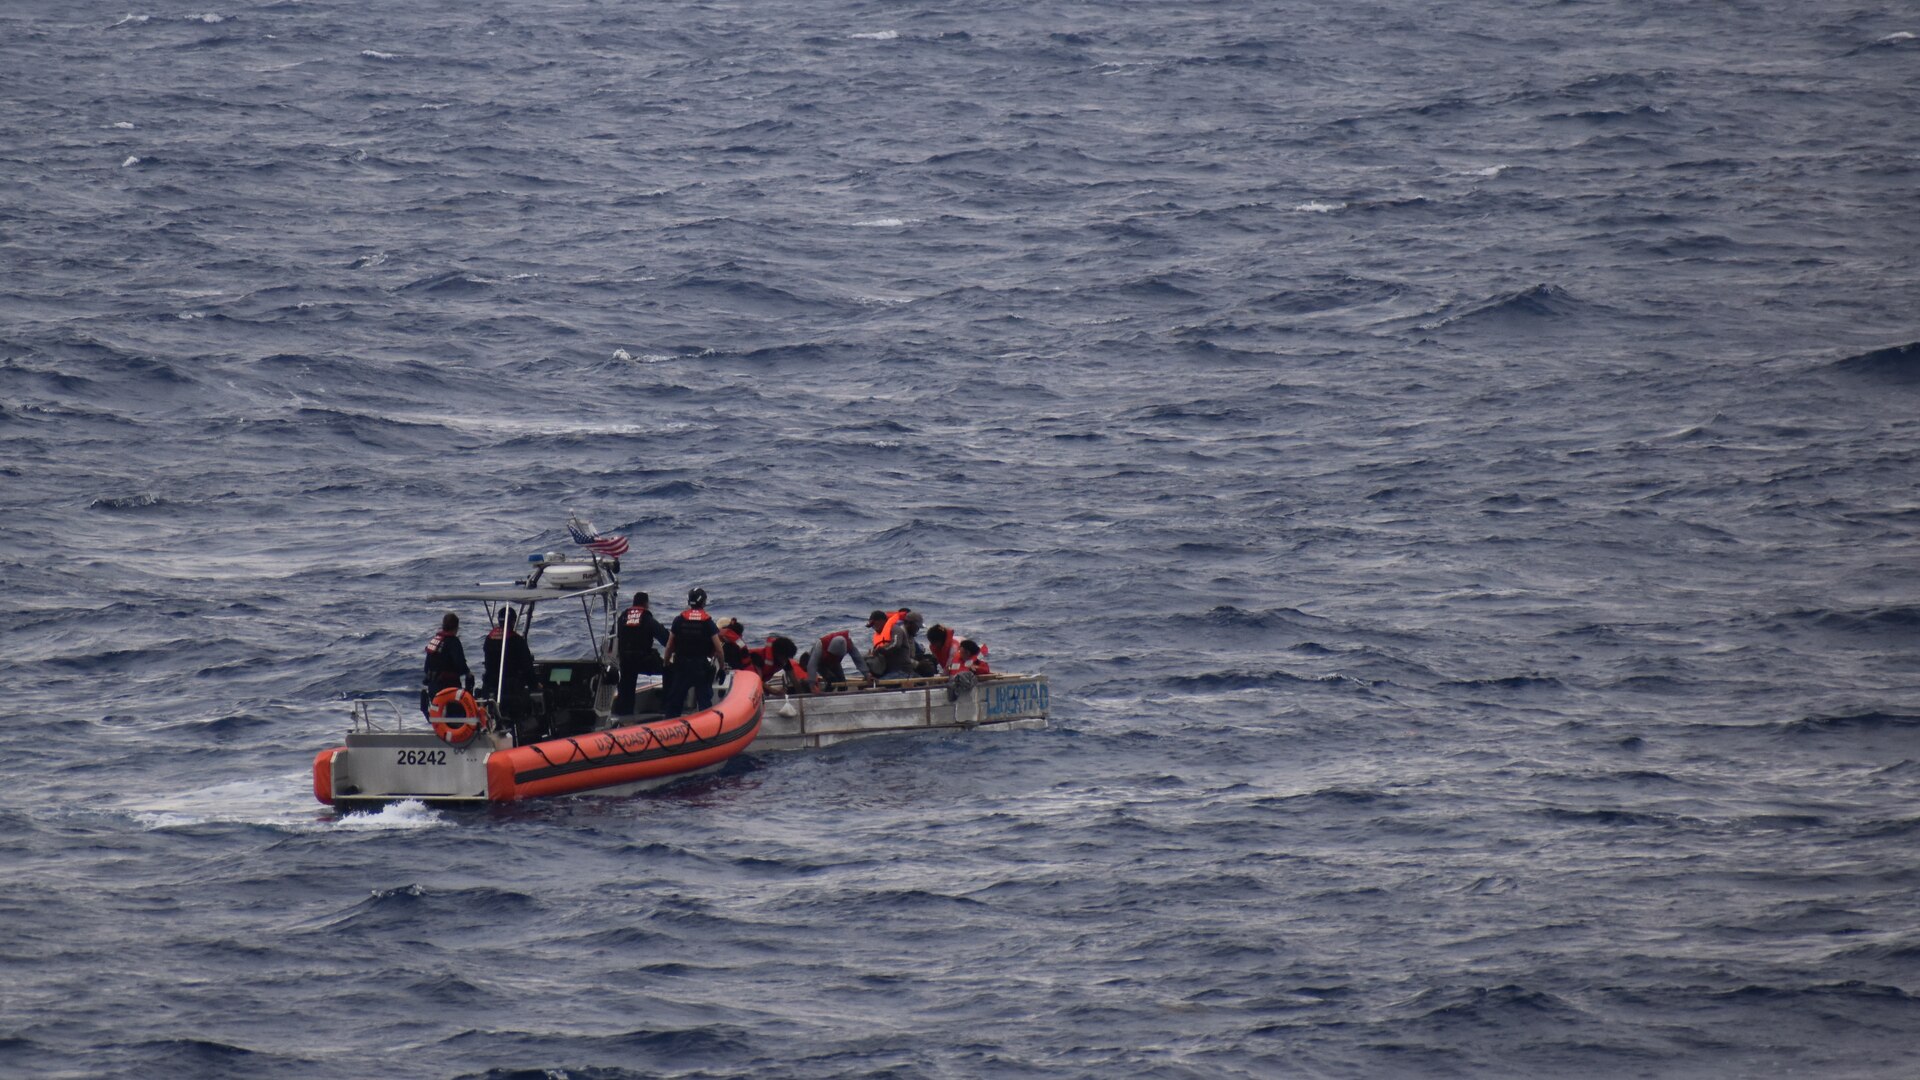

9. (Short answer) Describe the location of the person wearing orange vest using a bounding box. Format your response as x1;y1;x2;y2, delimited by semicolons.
867;607;922;678
805;628;869;691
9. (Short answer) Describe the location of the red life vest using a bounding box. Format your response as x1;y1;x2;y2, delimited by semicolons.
622;605;650;627
818;629;853;656
960;643;990;676
425;630;450;657
678;608;713;623
930;634;963;674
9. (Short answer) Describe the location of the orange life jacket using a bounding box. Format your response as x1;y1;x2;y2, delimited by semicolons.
873;609;909;650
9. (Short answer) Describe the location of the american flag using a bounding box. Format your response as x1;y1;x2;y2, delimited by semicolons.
568;519;630;558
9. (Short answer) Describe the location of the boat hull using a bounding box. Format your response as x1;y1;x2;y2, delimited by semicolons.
317;672;763;808
755;673;1047;751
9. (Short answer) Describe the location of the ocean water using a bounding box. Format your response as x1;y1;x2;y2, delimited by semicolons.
3;1;1919;1076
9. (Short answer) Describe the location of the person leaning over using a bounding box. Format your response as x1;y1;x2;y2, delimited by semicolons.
805;627;873;692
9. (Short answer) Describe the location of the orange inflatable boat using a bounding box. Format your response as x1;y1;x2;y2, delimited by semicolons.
312;542;766;808
315;670;763;808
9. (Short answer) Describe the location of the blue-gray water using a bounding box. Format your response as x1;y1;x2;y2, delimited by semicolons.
4;1;1919;1077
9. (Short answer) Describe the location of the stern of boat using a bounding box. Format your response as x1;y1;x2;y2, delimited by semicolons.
318;697;507;809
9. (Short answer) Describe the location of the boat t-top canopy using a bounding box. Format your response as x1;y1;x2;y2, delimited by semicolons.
426;582;618;606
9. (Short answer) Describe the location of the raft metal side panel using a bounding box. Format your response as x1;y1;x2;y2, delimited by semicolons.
756;674;1048;751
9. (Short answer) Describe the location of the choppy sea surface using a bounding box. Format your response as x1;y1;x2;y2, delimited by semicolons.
4;1;1920;1076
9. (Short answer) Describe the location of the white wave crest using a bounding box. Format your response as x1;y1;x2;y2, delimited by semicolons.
851;30;899;40
121;155;141;167
331;799;446;831
111;14;150;27
853;217;910;228
361;49;398;60
1293;201;1344;213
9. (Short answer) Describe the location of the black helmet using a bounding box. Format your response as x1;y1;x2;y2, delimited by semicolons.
688;587;708;609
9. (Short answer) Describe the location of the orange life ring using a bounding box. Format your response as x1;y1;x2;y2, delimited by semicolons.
428;687;487;746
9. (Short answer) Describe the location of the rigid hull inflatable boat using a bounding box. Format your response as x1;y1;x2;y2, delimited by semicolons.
314;550;761;809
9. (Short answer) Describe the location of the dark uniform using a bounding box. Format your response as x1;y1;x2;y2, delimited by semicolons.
420;625;472;715
483;613;538;736
614;596;669;715
664;594;722;719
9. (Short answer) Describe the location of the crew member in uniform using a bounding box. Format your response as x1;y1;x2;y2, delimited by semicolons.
614;591;668;715
662;587;725;719
484;608;539;737
420;611;473;715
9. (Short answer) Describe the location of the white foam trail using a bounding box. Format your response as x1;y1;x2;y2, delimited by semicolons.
132;771;325;830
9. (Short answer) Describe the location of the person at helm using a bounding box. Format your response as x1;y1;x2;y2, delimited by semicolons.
483;608;539;737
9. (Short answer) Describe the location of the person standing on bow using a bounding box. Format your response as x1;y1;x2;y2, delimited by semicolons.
614;591;669;715
420;611;473;715
662;587;726;718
